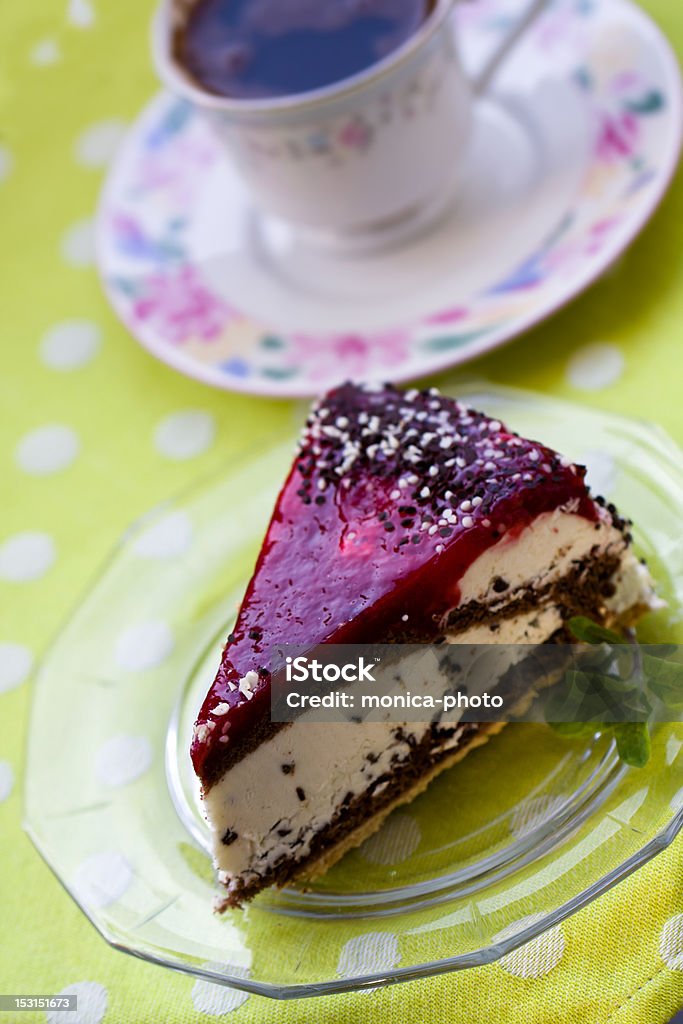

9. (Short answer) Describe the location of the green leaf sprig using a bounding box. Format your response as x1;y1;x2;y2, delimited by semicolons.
548;617;655;768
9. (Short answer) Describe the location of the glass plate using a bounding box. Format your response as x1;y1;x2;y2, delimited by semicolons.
24;384;683;999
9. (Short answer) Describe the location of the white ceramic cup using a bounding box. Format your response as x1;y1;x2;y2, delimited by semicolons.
152;0;549;247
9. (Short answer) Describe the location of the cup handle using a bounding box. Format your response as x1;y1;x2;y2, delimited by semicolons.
468;0;551;95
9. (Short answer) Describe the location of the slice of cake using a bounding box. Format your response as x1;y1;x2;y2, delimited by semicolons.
191;382;656;907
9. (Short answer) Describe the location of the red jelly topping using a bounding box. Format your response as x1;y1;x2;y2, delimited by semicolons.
192;382;598;778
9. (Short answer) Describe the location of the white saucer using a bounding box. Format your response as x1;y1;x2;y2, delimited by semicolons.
97;0;682;397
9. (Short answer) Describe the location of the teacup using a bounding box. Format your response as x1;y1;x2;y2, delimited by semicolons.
152;0;549;249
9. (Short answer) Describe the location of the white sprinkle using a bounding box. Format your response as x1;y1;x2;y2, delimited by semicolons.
402;614;409;622
194;723;211;743
420;487;430;498
460;500;472;512
318;479;327;491
462;516;474;528
482;518;492;528
390;489;401;500
347;531;357;541
428;466;438;477
439;436;453;449
444;491;453;500
484;461;496;471
429;525;438;535
528;450;540;462
212;702;230;716
472;496;483;507
407;474;419;485
336;416;349;428
238;671;259;699
435;544;444;554
488;421;502;432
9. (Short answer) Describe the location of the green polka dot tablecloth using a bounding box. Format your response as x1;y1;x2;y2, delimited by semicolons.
3;1;683;1022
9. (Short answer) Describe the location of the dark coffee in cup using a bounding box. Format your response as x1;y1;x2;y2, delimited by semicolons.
175;0;435;100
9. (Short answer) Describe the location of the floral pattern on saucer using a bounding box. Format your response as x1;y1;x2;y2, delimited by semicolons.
97;0;682;396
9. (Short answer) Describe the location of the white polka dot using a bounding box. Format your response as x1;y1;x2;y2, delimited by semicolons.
95;735;153;788
133;511;193;560
567;343;625;391
581;449;618;498
154;411;216;461
72;851;132;908
0;762;14;802
0;643;33;693
61;220;95;267
67;0;95;28
509;795;567;840
494;914;566;978
360;813;421;865
47;981;107;1024
15;424;80;476
30;38;61;65
667;736;683;767
0;532;56;582
660;914;683;970
0;145;13;184
75;120;127;168
337;933;400;980
191;964;250;1015
40;320;102;370
114;620;174;672
670;786;683;813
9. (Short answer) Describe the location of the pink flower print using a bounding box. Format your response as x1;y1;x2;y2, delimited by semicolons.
133;265;235;344
135;135;218;207
425;306;468;326
532;7;588;57
338;116;374;151
290;328;411;382
596;111;639;163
